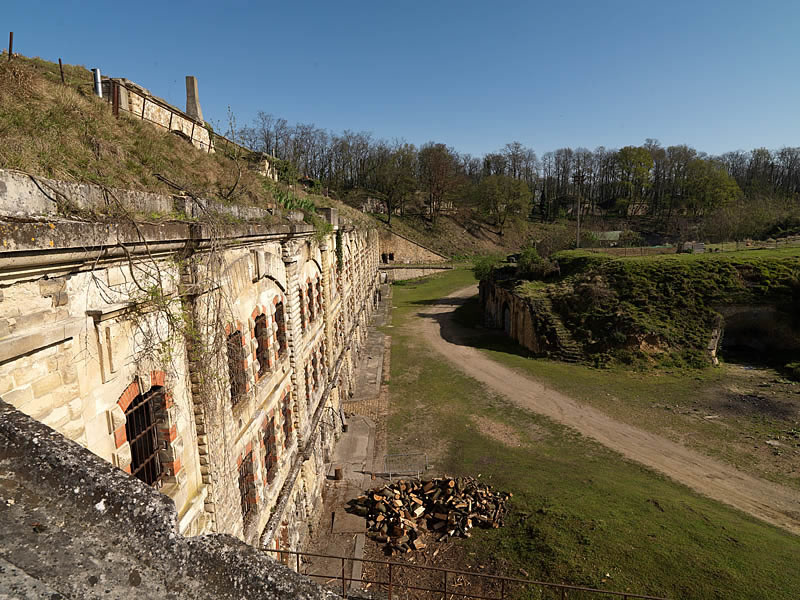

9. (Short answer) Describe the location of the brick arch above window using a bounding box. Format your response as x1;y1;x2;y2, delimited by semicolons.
113;370;182;487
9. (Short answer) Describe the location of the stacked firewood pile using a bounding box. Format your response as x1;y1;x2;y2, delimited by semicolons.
346;477;511;554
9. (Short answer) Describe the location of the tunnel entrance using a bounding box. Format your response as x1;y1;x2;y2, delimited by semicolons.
718;305;800;368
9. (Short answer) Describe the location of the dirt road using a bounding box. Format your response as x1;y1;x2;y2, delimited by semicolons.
417;285;800;536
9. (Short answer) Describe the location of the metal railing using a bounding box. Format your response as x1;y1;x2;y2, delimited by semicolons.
265;548;670;600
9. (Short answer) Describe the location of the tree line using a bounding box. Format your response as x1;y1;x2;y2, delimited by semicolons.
237;112;800;237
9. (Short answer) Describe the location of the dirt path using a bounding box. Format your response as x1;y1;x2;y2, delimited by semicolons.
417;284;800;536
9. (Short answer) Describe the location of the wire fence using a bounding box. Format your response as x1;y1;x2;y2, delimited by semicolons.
266;548;670;600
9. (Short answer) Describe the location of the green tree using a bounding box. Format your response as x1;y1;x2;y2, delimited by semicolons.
478;174;532;234
616;146;654;215
685;159;741;215
418;143;460;224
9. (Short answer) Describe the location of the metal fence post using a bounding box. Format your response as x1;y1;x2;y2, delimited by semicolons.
341;556;346;597
388;562;393;600
296;552;300;574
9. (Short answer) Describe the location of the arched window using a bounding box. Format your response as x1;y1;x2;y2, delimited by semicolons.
238;451;255;520
282;394;292;446
227;329;246;405
307;281;315;322
125;385;165;487
262;417;277;484
254;314;269;377
275;301;287;355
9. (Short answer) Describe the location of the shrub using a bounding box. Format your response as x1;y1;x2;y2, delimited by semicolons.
473;254;503;281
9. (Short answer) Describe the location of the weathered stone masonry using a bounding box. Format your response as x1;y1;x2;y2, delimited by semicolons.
0;169;379;555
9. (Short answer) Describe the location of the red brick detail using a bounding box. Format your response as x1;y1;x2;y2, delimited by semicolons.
163;459;182;476
251;307;260;319
122;464;132;474
246;441;253;455
114;426;127;448
159;425;178;443
150;370;166;387
273;296;280;305
225;323;232;335
117;381;140;412
163;391;174;409
237;454;243;467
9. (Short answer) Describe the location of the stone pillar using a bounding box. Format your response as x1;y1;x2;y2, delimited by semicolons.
319;238;336;373
281;241;310;438
186;75;203;122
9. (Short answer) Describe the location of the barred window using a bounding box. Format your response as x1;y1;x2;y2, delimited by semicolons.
125;386;165;487
227;330;246;405
282;395;292;446
263;417;277;484
239;451;254;520
254;314;269;377
307;281;315;321
274;301;287;355
315;280;323;313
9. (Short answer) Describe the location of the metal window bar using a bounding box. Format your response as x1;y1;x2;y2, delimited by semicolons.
255;314;269;377
239;451;253;520
299;288;307;332
124;386;165;487
275;302;287;355
263;417;277;484
264;548;670;600
227;330;246;405
282;395;292;444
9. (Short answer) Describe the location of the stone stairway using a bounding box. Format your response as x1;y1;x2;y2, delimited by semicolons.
540;296;583;363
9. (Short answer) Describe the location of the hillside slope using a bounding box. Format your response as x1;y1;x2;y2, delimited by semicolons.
0;55;369;226
375;210;580;259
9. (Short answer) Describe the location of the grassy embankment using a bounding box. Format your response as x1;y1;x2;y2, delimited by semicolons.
386;269;800;599
468;251;800;489
515;248;800;369
0;55;369;226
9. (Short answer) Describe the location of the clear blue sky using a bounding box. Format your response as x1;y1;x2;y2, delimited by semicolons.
5;0;799;157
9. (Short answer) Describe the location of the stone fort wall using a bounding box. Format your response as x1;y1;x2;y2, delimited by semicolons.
0;169;379;555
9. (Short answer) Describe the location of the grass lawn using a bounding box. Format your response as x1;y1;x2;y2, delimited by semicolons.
386;269;800;600
453;289;800;492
